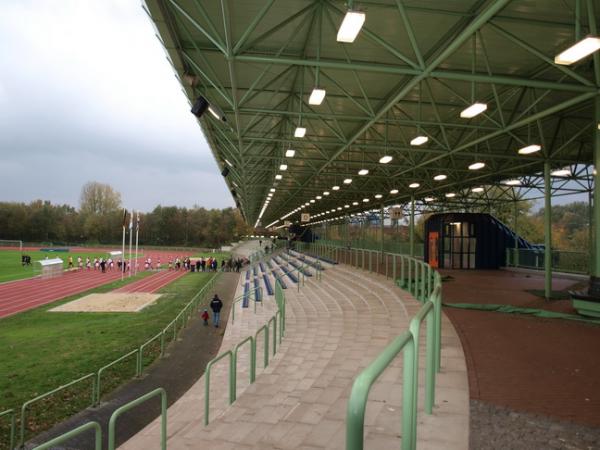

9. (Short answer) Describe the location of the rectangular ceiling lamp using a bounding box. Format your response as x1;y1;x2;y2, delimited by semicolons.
285;149;296;158
309;88;326;105
555;36;600;65
460;102;487;118
294;127;306;138
410;136;428;146
336;11;366;43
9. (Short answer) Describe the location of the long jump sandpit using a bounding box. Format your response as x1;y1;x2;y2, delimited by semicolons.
50;292;162;313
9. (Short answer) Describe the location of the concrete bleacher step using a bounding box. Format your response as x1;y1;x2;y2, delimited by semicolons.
121;247;469;450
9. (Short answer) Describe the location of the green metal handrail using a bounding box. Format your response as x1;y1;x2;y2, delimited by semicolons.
32;421;101;450
96;349;140;405
255;324;270;368
20;373;96;447
108;388;167;450
0;409;15;450
346;331;415;450
204;350;234;426
298;242;443;450
233;336;256;400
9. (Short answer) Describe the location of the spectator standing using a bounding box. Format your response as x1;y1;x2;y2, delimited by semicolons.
210;294;223;328
201;309;209;326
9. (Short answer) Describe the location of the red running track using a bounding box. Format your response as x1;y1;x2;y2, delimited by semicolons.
115;270;188;293
0;250;193;319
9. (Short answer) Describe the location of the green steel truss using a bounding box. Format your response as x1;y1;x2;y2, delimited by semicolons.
143;0;600;227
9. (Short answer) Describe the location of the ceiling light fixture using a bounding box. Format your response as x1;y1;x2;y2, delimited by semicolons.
505;179;521;186
275;174;282;180
379;155;393;164
285;149;296;158
294;127;306;138
424;197;434;202
337;10;366;43
460;102;487;119
555;36;600;65
363;198;370;202
390;189;399;194
332;185;340;191
358;169;369;175
410;136;428;146
472;187;484;193
518;144;542;155
343;178;352;184
323;191;330;196
468;162;485;170
551;168;571;177
309;88;326;105
409;182;420;188
445;192;456;198
279;164;288;171
374;194;382;199
434;174;447;181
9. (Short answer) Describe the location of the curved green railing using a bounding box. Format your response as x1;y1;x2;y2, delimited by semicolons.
32;421;101;450
294;242;442;450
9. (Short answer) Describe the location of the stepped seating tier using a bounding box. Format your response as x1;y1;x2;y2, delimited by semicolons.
121;243;469;450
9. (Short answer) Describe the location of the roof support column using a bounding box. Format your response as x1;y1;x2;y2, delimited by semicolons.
593;95;600;280
410;196;415;258
513;199;519;267
544;160;552;300
380;204;385;258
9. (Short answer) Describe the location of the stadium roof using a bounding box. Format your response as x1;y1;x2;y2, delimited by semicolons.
143;0;600;227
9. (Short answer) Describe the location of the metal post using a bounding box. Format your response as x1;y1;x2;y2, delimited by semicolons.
380;204;385;266
593;95;600;279
544;160;552;300
513;200;519;267
409;195;415;257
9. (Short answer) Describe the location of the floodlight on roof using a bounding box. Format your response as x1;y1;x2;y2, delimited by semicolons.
468;162;485;170
518;144;542;155
309;88;326;105
410;136;428;146
505;179;521;186
337;10;365;43
294;127;306;138
555;36;600;65
460;102;487;119
551;168;571;177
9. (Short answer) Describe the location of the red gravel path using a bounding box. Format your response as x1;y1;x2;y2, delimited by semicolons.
441;269;600;427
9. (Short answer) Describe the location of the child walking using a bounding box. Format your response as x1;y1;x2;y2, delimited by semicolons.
201;309;209;326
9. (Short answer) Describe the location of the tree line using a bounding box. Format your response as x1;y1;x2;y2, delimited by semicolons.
0;182;251;248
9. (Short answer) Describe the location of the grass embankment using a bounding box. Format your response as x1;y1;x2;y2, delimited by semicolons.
0;271;214;447
0;250;134;283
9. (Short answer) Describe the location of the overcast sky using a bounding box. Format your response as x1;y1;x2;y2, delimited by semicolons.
0;0;234;212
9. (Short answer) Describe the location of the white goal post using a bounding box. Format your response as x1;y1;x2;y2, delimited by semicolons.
0;239;23;252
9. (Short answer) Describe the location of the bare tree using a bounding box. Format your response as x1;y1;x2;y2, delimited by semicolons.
79;181;122;215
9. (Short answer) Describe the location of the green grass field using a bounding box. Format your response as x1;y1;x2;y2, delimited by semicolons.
0;250;132;284
0;271;214;447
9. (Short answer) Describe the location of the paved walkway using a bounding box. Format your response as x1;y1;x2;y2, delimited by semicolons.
121;246;469;449
441;269;600;428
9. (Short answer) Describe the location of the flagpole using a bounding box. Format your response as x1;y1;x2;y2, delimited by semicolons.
129;209;134;277
135;211;139;274
121;209;127;281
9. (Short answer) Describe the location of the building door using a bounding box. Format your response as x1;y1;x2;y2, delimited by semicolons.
442;222;476;269
428;231;439;268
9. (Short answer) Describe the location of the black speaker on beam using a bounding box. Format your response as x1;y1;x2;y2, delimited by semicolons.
191;96;209;117
221;166;230;177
